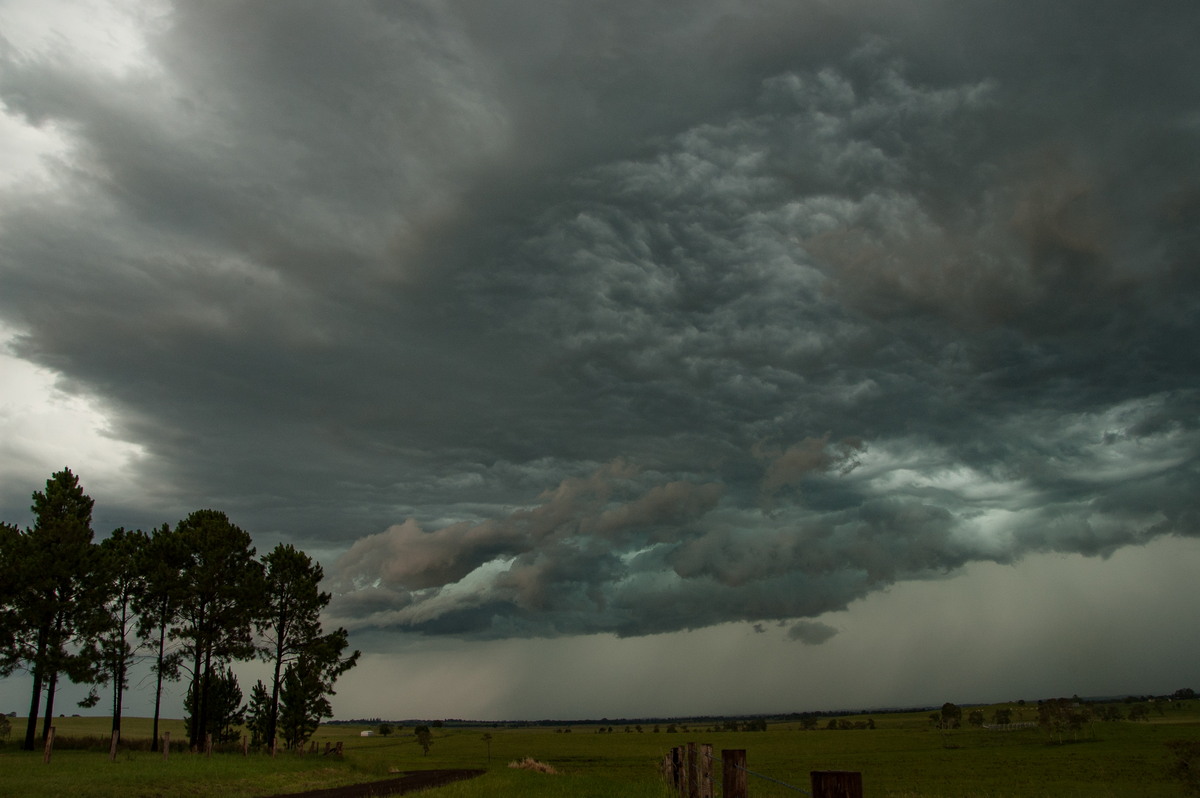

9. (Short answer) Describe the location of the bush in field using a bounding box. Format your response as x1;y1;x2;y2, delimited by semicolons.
414;725;432;755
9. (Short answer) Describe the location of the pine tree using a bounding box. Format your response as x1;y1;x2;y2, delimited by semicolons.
11;469;109;750
257;543;359;750
277;660;329;749
134;522;187;751
173;510;264;748
185;666;245;744
94;527;149;743
246;679;272;747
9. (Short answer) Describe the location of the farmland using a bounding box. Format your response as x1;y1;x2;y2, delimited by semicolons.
3;700;1200;797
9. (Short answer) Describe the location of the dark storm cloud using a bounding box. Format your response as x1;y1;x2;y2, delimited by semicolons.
1;1;1198;641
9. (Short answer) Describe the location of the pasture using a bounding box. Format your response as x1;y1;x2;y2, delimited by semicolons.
2;700;1199;797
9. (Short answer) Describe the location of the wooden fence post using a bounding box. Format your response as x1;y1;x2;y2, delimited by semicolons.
699;744;713;798
242;735;249;756
722;750;746;798
811;770;863;798
163;731;170;761
205;733;213;758
687;742;700;798
109;729;119;762
42;726;55;764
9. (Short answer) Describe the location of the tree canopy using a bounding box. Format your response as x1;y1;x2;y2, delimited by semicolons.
0;469;359;750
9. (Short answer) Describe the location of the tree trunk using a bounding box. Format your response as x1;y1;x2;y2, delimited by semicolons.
112;658;124;742
188;603;205;748
150;609;167;752
111;604;124;741
198;646;212;747
267;633;285;751
23;662;44;751
22;621;51;751
42;669;58;743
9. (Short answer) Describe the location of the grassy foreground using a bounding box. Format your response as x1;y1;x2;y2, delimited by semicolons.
3;701;1200;797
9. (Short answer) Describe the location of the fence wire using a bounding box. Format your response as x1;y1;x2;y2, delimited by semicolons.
729;761;812;795
700;749;813;796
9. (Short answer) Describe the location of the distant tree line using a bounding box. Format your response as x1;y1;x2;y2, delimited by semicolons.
0;468;359;753
924;691;1198;746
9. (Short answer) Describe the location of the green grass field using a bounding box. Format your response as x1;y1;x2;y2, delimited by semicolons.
3;701;1199;797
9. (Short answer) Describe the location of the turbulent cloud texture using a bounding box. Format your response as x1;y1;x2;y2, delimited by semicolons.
1;0;1198;653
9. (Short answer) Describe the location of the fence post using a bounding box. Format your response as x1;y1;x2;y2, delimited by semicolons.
205;733;213;758
687;742;700;798
163;731;170;761
699;743;713;798
110;729;119;762
811;770;863;798
43;726;55;764
242;735;249;756
722;749;746;798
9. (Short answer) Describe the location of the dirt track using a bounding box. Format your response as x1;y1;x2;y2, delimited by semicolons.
263;769;485;798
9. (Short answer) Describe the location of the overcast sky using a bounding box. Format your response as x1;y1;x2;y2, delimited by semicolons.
2;0;1199;722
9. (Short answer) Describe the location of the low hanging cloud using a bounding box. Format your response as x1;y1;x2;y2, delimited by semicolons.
330;394;1200;639
787;620;839;646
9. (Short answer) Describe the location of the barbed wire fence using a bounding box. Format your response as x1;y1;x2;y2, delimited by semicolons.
660;742;862;798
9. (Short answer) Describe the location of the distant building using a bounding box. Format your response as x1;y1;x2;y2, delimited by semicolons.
360;730;374;737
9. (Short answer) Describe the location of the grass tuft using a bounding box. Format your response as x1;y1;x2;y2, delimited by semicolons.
508;756;558;774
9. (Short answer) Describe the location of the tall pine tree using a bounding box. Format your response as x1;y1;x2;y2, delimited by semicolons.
173;510;264;748
11;469;108;750
94;527;149;743
133;522;187;751
257;543;359;750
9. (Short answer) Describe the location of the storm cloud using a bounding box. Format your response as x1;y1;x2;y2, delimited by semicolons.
1;0;1199;715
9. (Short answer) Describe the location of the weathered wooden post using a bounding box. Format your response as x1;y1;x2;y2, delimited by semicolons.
811;770;863;798
163;731;170;761
699;743;714;798
43;726;55;764
205;732;213;758
110;729;120;762
722;750;747;798
686;742;699;798
681;739;700;796
335;741;344;756
242;735;249;756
